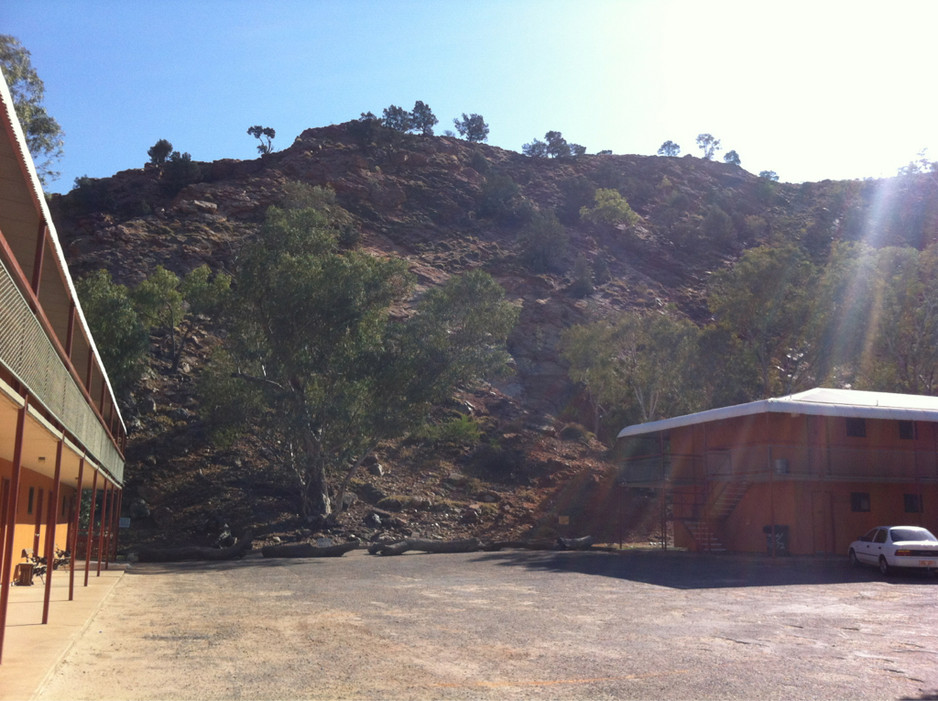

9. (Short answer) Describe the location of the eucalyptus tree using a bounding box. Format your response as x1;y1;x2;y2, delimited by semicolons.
453;113;489;143
75;270;148;398
657;140;680;157
561;312;701;435
696;133;722;160
410;100;438;136
708;243;817;397
207;203;516;524
0;34;64;184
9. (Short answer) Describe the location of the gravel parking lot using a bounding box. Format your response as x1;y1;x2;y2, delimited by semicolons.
36;549;938;700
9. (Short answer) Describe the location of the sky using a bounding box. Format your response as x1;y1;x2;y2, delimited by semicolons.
4;0;938;194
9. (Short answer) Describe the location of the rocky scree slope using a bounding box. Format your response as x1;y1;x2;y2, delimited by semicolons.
49;122;933;550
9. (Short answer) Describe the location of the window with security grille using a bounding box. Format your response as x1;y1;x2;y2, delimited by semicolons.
851;492;871;512
904;493;923;513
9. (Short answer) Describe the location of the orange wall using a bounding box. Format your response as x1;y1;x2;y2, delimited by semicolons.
1;459;75;575
719;481;938;555
663;413;938;554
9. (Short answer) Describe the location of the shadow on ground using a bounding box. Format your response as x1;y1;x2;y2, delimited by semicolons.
470;549;938;589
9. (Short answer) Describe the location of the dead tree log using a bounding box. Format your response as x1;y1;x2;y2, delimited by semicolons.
136;530;254;562
369;537;484;556
261;541;360;558
482;539;558;551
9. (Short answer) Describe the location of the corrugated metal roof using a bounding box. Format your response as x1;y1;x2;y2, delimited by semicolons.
617;388;938;439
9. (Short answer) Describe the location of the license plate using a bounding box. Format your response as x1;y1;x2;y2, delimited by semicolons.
919;560;936;566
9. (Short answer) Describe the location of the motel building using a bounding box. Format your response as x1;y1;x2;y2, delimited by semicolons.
0;75;126;663
617;388;938;556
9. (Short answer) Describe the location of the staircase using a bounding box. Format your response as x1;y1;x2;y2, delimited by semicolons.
683;520;726;552
709;480;750;519
682;481;750;552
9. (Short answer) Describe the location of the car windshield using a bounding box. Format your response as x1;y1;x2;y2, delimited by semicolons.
889;527;937;543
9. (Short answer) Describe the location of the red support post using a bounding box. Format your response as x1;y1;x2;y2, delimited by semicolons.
83;471;98;588
32;488;44;554
96;481;109;577
31;223;47;295
42;440;64;624
0;397;29;665
69;458;85;601
105;488;122;568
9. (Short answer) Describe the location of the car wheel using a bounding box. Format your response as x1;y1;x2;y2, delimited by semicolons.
878;556;890;576
849;549;860;567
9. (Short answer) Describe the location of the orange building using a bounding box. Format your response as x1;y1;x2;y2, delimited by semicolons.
0;75;126;662
617;388;938;556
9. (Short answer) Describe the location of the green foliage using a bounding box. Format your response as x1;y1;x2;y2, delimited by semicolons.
708;244;816;396
758;170;779;182
518;211;568;273
381;105;411;132
570;255;594;298
657;140;680;157
523;131;584;159
247;125;276;154
897;149;936;176
161;151;202;195
557;176;595;225
723;150;741;166
453;113;489;143
211;205;517;523
558;422;593;444
181;264;231;318
132;264;230;371
75;270;148;397
696;133;721;160
522;139;548;158
147;139;173;165
580;188;640;229
133;266;184;334
280;182;357;245
469;151;490;174
0;35;64;184
348;112;382;143
478;173;533;226
702;205;737;248
419;413;483;449
71;175;116;213
561;312;701;434
410;100;438;136
804;242;938;394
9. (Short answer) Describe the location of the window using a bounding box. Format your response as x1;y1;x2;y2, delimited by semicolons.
851;492;871;512
904;493;924;513
898;420;916;440
846;418;866;438
873;528;888;543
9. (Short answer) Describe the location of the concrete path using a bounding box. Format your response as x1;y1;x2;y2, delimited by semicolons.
0;564;125;701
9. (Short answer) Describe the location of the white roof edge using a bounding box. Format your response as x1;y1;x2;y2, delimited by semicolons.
617;388;938;439
0;76;125;434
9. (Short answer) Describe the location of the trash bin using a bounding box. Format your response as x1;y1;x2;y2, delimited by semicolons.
13;562;34;586
763;525;789;555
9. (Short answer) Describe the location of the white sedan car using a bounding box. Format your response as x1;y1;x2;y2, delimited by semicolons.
848;525;938;575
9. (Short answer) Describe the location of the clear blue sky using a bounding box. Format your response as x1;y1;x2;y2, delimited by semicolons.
5;0;938;194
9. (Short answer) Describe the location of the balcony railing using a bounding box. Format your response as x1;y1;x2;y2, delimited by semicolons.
621;443;938;487
0;257;123;483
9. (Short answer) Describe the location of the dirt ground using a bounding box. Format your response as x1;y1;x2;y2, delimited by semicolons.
35;549;938;700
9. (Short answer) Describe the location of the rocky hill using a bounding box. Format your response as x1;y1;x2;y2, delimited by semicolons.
48;122;938;550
